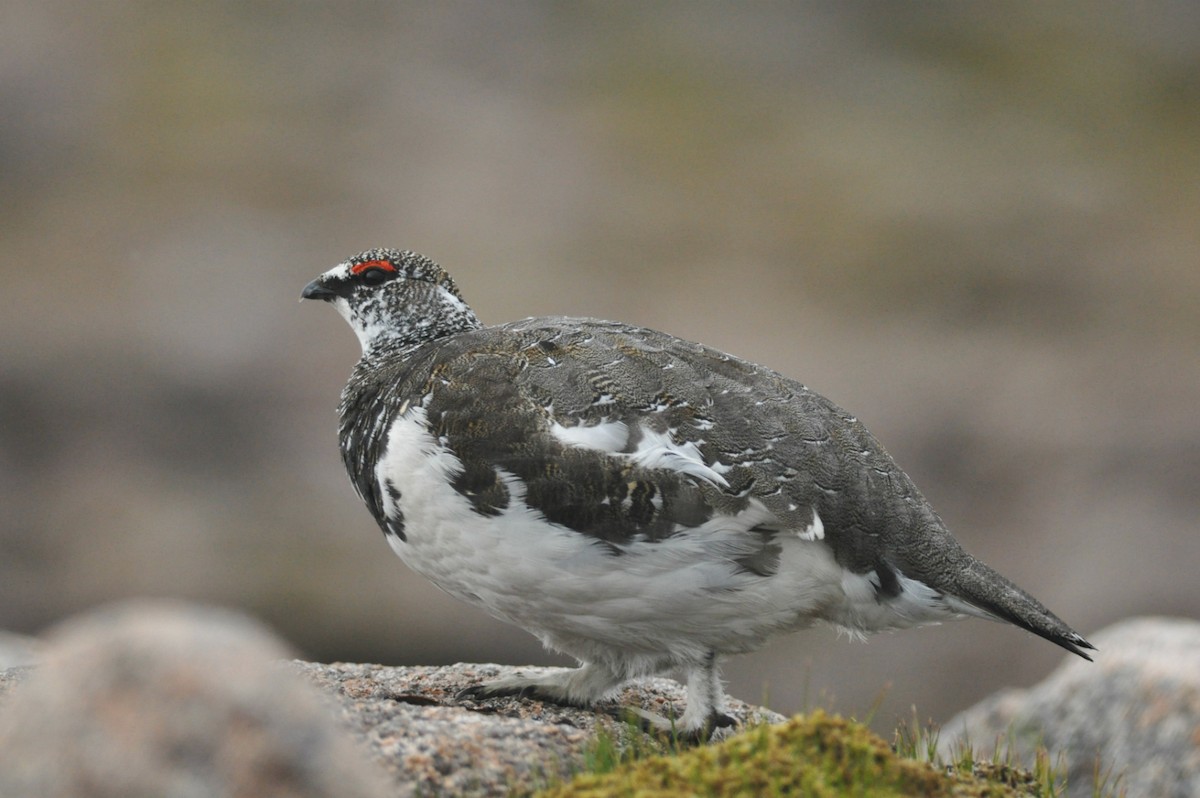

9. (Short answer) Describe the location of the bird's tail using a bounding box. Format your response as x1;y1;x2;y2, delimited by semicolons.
951;559;1096;660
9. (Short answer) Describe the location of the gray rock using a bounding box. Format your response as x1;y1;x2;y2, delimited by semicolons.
0;631;40;668
291;661;784;797
0;665;30;703
0;600;785;798
939;616;1200;798
0;601;392;798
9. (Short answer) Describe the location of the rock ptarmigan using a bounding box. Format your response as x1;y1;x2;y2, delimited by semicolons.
302;248;1094;740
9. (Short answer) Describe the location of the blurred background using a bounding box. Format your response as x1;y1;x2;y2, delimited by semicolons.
2;1;1197;733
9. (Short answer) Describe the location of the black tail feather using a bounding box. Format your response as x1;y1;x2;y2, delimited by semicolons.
956;560;1096;661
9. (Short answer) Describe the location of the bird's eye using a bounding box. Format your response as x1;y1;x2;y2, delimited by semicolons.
360;267;389;286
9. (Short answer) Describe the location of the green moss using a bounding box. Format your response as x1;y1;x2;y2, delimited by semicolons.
532;711;1060;798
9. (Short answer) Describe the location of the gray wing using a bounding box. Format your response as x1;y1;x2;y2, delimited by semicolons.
399;317;957;586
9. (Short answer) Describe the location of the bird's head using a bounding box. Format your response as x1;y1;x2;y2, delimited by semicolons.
302;248;480;354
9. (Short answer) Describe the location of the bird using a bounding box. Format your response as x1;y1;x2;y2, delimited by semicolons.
301;247;1094;741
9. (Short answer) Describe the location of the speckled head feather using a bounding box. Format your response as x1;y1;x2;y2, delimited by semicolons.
348;248;466;298
302;249;479;354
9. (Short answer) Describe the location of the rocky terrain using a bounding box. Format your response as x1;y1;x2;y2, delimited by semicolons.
3;603;1198;797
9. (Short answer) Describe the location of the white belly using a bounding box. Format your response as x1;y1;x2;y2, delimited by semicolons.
375;408;958;669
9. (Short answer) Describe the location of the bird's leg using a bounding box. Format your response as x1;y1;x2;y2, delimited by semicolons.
456;663;623;708
678;651;737;741
611;652;738;744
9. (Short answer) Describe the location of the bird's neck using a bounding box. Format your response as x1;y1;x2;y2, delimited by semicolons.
351;284;483;357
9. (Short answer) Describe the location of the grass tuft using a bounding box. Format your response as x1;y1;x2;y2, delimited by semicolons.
527;708;1124;798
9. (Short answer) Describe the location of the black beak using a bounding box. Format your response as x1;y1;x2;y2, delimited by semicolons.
301;278;339;301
